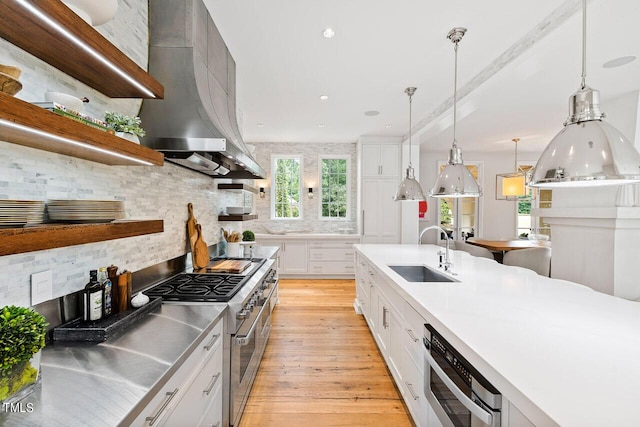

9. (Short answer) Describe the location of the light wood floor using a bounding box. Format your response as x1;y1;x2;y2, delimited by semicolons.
238;279;414;427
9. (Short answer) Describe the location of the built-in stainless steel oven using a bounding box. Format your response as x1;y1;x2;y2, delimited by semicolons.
230;267;277;426
424;324;501;427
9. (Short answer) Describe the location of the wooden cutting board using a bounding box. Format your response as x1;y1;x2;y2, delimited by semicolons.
192;223;210;269
206;259;251;274
186;203;198;254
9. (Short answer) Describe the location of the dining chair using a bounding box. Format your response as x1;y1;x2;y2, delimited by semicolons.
455;241;495;260
503;247;552;277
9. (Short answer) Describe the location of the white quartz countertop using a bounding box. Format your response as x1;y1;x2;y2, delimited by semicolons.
355;244;640;427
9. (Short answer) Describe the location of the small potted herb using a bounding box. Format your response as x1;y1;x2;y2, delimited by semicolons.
242;230;256;258
104;111;146;144
0;306;48;403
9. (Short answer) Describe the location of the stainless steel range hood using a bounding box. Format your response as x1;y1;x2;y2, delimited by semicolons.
140;0;265;179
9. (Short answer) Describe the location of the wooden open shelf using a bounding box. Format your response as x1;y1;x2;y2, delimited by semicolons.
217;183;259;194
0;220;164;256
0;0;163;99
218;214;258;222
0;92;164;166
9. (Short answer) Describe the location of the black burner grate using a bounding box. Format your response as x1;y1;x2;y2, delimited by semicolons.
146;273;248;302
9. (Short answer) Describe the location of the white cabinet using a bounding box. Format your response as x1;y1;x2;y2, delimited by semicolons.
308;239;356;275
361;143;400;178
355;254;445;427
257;236;359;277
258;239;308;274
360;138;401;244
362;178;400;243
131;317;224;427
281;240;308;274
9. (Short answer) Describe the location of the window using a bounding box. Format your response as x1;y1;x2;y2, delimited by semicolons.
320;156;350;219
271;155;302;219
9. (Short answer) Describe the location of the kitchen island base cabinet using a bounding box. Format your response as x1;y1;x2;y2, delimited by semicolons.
130;317;224;427
355;253;440;427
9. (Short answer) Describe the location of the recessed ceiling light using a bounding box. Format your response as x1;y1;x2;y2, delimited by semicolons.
603;55;636;68
319;95;329;101
318;124;326;128
322;28;335;38
364;110;380;116
386;124;392;128
257;123;264;127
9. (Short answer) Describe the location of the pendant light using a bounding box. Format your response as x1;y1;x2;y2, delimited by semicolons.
394;87;426;201
529;0;640;188
429;28;482;198
496;138;527;200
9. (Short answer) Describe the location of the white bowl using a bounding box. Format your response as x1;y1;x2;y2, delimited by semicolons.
44;92;85;112
62;0;119;26
227;207;248;215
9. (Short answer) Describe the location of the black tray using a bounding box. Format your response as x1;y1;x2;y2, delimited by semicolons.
52;297;162;342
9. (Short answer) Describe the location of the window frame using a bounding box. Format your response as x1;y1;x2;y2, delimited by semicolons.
318;155;351;221
270;154;303;220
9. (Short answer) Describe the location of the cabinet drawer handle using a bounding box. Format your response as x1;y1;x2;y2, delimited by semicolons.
382;307;389;329
405;382;419;400
146;388;179;425
204;333;221;351
204;372;221;395
405;328;419;342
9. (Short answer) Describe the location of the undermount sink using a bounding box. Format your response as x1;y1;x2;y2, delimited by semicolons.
388;265;458;283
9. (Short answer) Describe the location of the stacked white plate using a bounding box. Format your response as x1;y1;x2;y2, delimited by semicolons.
47;200;125;222
0;200;45;227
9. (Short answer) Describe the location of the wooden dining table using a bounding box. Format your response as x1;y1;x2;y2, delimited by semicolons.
466;238;551;252
466;238;551;263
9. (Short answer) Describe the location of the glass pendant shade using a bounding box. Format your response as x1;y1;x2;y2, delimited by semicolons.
430;147;481;198
395;165;426;201
529;118;640;187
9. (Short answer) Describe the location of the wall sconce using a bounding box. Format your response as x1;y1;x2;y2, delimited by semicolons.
259;187;265;198
308;187;314;199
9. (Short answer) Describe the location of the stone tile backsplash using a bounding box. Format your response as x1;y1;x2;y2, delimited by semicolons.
0;141;243;307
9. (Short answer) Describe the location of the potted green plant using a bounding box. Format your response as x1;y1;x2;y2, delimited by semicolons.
0;306;48;403
242;230;255;242
242;230;256;258
104;111;146;144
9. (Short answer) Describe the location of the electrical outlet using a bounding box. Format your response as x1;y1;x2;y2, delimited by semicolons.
31;270;53;305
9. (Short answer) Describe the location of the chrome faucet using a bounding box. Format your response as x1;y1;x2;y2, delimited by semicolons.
419;226;453;273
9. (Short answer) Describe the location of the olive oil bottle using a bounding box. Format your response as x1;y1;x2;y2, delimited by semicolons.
83;270;104;322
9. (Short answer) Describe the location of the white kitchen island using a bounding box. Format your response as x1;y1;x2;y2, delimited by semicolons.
355;243;640;427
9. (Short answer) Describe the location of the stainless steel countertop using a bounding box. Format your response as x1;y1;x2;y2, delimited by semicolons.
1;304;227;427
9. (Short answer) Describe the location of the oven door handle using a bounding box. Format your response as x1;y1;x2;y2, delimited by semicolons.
424;347;493;425
235;302;269;346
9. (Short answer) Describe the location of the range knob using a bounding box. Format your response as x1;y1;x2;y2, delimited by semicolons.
236;309;249;320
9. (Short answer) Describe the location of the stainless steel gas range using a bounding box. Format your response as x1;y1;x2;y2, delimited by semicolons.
144;256;279;427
